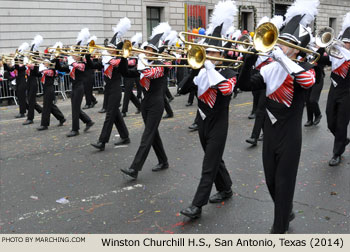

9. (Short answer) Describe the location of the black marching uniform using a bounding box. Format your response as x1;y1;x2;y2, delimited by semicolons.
38;67;65;128
83;60;97;108
86;54;130;148
119;57;168;178
238;54;316;233
4;63;27;116
25;65;42;123
318;48;350;164
121;58;141;116
56;59;93;135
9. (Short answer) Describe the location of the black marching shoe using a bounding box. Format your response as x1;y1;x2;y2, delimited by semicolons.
15;113;25;118
329;155;341;166
122;112;127;117
37;126;48;131
246;137;258;146
248;113;256;119
313;114;322;125
98;108;106;113
188;123;198;131
82;104;91;110
209;189;233;203
270;211;295;234
152;162;169;172
57;118;66;127
66;130;79;137
180;205;202;219
304;120;313;127
163;113;173;119
135;109;141;114
120;168;138;179
91;142;105;151
114;137;130;146
23;120;33;125
169;97;174;102
185;102;193;107
258;134;264;141
84;121;95;132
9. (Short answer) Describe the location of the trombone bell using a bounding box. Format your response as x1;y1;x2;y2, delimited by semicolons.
187;46;206;69
253;22;278;53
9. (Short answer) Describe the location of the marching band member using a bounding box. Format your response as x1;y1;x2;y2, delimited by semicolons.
88;17;131;151
238;0;318;233
55;28;95;137
37;59;66;130
3;42;29;118
119;22;171;179
318;12;350;166
82;35;98;110
121;32;142;117
23;35;44;125
245;15;284;146
179;0;238;219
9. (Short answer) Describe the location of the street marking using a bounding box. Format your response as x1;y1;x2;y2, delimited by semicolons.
14;184;143;222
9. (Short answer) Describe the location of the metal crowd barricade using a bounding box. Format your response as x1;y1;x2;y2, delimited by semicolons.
0;79;17;105
93;71;104;90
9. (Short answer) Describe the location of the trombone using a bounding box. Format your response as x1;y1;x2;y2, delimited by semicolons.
179;22;320;65
315;27;345;59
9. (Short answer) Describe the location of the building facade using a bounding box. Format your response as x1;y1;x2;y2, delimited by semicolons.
0;0;349;53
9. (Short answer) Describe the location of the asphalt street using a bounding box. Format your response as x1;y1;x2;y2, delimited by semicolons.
0;72;349;234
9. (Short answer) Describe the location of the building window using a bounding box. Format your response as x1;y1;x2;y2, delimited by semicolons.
329;17;337;34
241;11;253;32
275;4;289;16
147;7;162;37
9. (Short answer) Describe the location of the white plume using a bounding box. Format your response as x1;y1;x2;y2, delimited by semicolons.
284;0;320;27
231;29;241;40
209;0;238;36
270;15;284;30
164;30;178;45
18;42;29;52
225;25;236;38
76;28;90;46
257;16;270;27
150;22;171;40
113;17;131;38
341;12;350;34
31;35;43;51
131;32;143;45
88;35;97;44
49;41;63;52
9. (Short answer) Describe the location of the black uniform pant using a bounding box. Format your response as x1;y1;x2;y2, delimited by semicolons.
16;78;27;114
192;110;232;207
306;78;323;122
71;82;92;131
99;84;129;143
251;90;260;114
163;85;173;116
41;85;65;126
27;80;42;120
129;98;168;171
262;113;302;233
122;77;141;113
188;89;195;104
165;85;173;99
84;74;97;106
326;88;350;156
251;90;266;139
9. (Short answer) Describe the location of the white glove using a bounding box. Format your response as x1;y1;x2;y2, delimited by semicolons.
204;60;215;70
271;47;304;75
67;56;75;66
39;63;47;72
137;53;149;71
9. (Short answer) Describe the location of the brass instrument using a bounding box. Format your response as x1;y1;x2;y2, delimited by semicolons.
28;55;55;67
315;27;345;59
180;22;320;65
